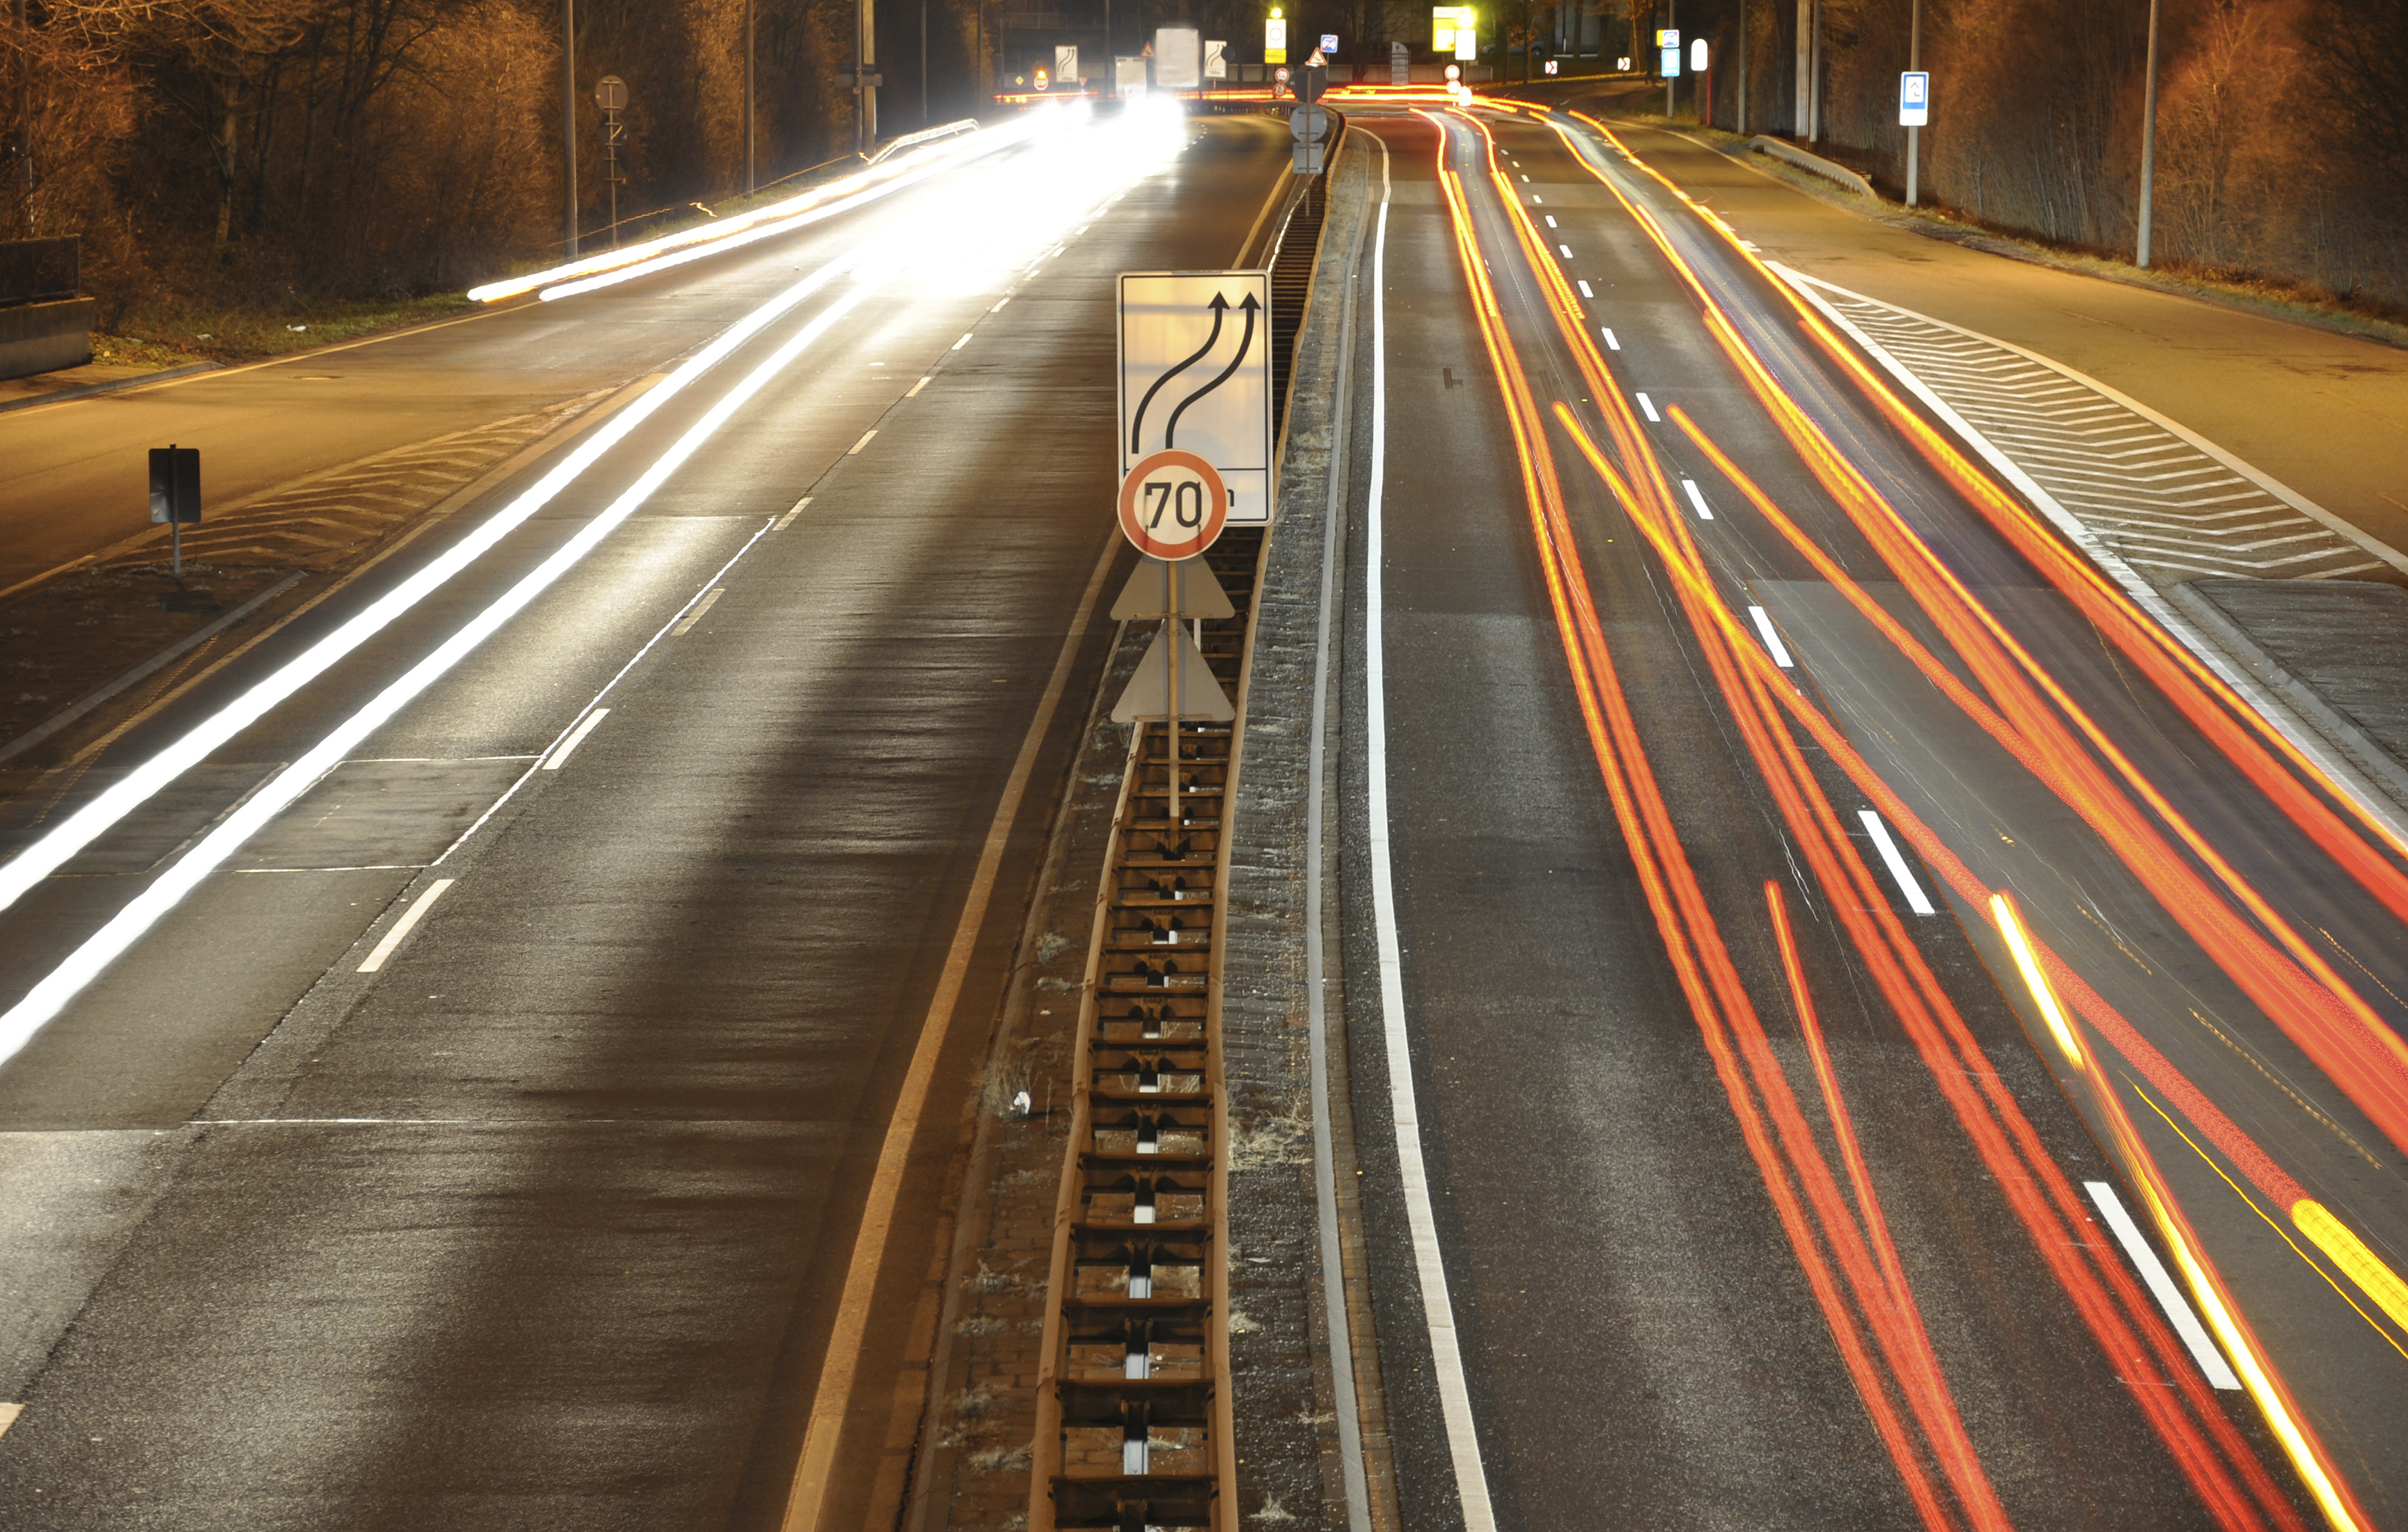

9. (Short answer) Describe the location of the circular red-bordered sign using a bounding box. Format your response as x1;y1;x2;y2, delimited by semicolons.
1117;450;1229;561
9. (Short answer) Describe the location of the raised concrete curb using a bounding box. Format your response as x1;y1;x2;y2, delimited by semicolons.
0;360;219;414
1219;135;1378;1530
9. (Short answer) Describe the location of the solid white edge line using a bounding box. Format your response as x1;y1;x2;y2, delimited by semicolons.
356;877;456;972
2085;1180;2246;1389
542;708;611;770
1366;139;1501;1532
1856;808;1937;916
1746;604;1795;668
1766;262;2408;859
1679;478;1715;521
670;588;726;636
0;281;885;1053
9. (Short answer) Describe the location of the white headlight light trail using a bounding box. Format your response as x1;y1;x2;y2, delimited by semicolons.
0;271;891;1054
0;107;1198;1057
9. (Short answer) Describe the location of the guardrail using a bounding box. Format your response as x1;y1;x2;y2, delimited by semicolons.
0;238;80;308
865;118;982;165
1748;136;1876;197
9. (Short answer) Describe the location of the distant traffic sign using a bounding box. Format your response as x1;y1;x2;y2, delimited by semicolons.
1118;451;1228;560
1320;33;1339;52
1899;70;1930;126
1118;271;1274;526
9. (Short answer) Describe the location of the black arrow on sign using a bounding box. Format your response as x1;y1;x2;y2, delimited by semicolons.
1130;294;1228;455
1164;293;1258;449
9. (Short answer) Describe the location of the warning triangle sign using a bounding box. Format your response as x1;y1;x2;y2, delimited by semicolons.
1112;556;1235;620
1111;624;1235;722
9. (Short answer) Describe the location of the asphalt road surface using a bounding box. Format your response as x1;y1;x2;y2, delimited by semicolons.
1337;106;2407;1532
0;104;1289;1530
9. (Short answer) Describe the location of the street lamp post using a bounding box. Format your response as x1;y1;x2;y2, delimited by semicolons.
1736;0;1746;136
744;0;756;194
1665;0;1675;118
2138;0;2160;268
1905;0;1919;207
561;0;578;258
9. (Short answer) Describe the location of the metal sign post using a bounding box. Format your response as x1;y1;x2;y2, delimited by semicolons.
148;444;201;582
595;76;628;247
1109;546;1236;839
1900;70;1929;205
1117;272;1274;528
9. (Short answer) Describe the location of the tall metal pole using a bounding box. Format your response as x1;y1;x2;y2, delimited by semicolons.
1665;0;1675;118
2137;0;2160;268
1736;0;1746;136
856;0;879;150
921;0;929;122
561;0;578;258
1905;0;1919;206
17;0;33;209
1808;0;1820;141
744;0;756;194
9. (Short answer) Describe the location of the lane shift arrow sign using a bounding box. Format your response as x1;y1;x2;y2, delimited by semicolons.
1118;270;1274;526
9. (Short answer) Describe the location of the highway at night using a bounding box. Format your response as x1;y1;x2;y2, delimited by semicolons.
2;84;2407;1532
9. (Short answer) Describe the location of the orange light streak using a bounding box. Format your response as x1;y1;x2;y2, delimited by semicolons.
1412;113;2002;1531
1452;132;2279;1516
1551;396;2312;1532
1543;113;2408;1165
1570;106;2408;887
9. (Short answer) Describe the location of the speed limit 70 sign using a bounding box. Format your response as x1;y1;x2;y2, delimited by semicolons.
1118;450;1228;561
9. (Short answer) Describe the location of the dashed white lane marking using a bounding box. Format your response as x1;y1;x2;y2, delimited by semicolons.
907;375;932;397
1365;143;1501;1532
1576;280;1594;298
1557;243;1574;258
1545;215;1558;228
1746;605;1795;668
1602;328;1620;350
1680;478;1715;520
358;877;456;972
991;296;1011;311
1519;173;1529;182
542;708;610;771
670;588;726;636
1635;391;1661;422
1857;810;1937;915
953;332;973;349
775;496;811;531
2085;1181;2245;1389
1531;194;1543;203
0;1402;22;1439
847;428;878;455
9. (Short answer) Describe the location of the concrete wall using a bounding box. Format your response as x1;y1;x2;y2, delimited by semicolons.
0;299;95;382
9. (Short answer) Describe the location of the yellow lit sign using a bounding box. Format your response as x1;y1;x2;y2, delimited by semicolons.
1266;14;1287;62
1432;5;1475;52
